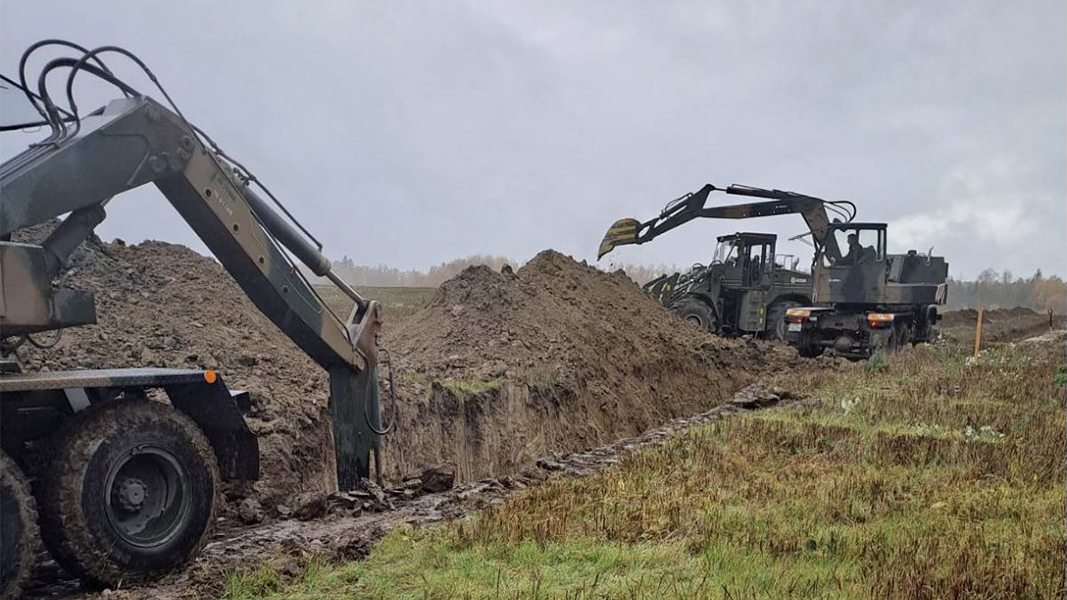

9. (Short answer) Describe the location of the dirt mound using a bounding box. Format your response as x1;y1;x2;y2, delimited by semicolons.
938;307;1062;344
13;231;335;505
381;250;798;481
388;249;757;380
940;307;1040;327
387;251;718;382
12;236;798;508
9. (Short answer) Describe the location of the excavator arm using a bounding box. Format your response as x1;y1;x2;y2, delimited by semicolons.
598;183;855;263
1;93;383;488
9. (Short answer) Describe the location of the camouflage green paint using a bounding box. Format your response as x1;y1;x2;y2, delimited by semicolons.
597;183;947;357
598;184;846;263
642;232;813;336
0;242;97;335
0;96;382;487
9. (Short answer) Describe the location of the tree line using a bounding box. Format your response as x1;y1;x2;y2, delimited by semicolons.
946;270;1065;314
332;254;515;287
331;256;1065;314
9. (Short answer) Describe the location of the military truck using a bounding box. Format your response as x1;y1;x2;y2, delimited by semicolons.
642;232;813;340
783;222;948;357
599;182;947;358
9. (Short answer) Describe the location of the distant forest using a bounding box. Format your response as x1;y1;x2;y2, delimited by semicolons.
946;270;1065;313
332;254;515;287
331;256;1066;314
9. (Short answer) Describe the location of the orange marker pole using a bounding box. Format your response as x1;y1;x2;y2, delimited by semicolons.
973;306;984;359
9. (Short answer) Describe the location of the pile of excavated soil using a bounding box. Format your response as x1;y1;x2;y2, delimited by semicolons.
12;230;336;505
939;307;1064;344
940;307;1041;327
385;250;781;380
380;250;801;481
12;233;801;508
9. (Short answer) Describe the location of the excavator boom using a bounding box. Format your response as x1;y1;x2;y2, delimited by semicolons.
1;94;382;487
597;183;855;263
0;39;393;591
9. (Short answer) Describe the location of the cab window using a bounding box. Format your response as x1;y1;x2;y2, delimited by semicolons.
824;229;883;267
713;240;739;265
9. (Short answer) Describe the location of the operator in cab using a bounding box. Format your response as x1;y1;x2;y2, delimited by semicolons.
840;233;863;265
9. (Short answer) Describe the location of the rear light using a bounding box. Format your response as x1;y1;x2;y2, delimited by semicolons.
867;313;895;329
786;308;811;323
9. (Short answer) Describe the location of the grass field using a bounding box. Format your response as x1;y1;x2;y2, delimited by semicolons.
224;336;1065;599
315;285;436;327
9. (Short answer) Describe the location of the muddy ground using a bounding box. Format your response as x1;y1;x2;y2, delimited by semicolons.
13;231;1059;598
27;385;808;600
15;235;809;597
15;236;800;503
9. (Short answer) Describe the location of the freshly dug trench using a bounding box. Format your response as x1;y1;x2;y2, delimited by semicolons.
381;250;802;482
14;234;801;507
22;383;805;600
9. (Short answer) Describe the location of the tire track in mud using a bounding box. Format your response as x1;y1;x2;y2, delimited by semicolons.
26;384;804;600
11;233;814;597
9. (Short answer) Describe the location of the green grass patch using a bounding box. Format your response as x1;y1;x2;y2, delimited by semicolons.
224;342;1066;599
315;285;436;327
440;378;504;395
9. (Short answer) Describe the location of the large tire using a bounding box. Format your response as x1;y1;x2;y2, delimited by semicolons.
766;300;802;342
37;399;219;586
1;453;37;600
673;298;718;333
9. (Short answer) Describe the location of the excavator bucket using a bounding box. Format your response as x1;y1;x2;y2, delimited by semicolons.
598;218;642;259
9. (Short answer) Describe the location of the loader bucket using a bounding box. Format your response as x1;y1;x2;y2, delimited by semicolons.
598;218;641;259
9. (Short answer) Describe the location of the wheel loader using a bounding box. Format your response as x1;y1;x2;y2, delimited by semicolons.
641;232;812;340
599;183;948;358
0;40;391;596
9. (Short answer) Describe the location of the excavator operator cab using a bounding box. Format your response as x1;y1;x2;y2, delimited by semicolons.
819;224;886;268
814;223;891;304
712;232;776;288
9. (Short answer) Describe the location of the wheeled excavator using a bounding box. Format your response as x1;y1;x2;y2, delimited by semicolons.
0;41;391;596
599;183;948;356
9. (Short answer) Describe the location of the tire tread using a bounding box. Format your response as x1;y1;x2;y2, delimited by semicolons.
36;399;219;586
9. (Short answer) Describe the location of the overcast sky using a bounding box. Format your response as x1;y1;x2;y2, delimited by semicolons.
2;1;1064;279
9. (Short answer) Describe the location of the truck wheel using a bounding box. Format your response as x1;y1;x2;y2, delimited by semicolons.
766;300;801;342
1;453;37;600
37;399;219;586
894;323;913;351
673;298;717;333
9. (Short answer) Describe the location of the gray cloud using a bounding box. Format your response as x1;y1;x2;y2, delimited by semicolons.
2;0;1063;278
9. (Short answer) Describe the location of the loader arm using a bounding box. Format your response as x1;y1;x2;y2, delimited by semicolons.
1;95;381;487
598;183;855;262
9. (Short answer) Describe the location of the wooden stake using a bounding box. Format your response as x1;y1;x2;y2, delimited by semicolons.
973;305;984;359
